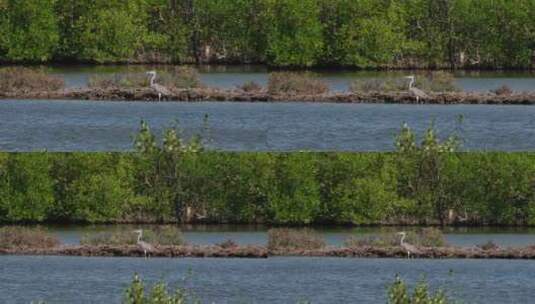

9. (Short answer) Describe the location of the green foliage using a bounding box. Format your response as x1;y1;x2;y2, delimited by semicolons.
2;123;535;226
124;274;197;304
0;154;54;222
263;0;324;67
0;0;59;62
388;276;449;304
1;0;535;67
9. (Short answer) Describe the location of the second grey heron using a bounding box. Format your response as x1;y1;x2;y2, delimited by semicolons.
405;76;429;102
134;229;154;258
397;232;422;259
146;71;171;101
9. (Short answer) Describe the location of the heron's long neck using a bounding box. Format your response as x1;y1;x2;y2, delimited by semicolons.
400;234;405;245
408;79;414;89
150;75;155;86
137;231;142;242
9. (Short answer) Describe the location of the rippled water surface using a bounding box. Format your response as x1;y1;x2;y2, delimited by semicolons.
2;100;535;151
46;65;535;93
1;256;534;304
44;225;535;247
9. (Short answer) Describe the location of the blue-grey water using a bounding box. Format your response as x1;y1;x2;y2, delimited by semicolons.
2;100;535;151
45;225;535;248
46;65;535;93
0;256;533;304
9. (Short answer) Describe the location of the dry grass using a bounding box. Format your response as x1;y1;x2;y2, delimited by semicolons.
88;67;201;90
81;226;185;246
0;67;64;92
350;78;406;93
267;72;329;95
477;240;500;250
0;226;60;249
345;228;446;248
88;73;148;89
267;228;326;251
238;80;263;92
350;72;459;93
492;85;513;96
216;239;239;249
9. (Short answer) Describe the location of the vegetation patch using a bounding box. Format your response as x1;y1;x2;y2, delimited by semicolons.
238;80;263;92
0;226;60;249
350;72;459;93
0;67;64;92
81;226;185;246
388;276;449;304
492;85;514;96
267;228;326;251
267;72;329;95
88;67;201;90
345;228;447;248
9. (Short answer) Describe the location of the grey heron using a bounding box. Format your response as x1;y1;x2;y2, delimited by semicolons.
397;232;422;259
404;76;429;102
146;71;171;101
134;229;154;258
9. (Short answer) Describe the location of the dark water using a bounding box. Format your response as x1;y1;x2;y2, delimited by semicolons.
1;256;534;303
46;65;535;93
2;100;535;151
47;225;535;248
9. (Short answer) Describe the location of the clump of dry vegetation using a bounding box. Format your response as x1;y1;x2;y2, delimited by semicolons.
267;228;326;251
81;226;185;246
492;85;513;96
216;239;239;249
88;67;201;90
88;73;148;89
477;240;500;250
267;72;329;95
0;67;64;92
418;71;460;92
238;80;263;92
350;78;406;93
345;228;446;248
0;226;60;249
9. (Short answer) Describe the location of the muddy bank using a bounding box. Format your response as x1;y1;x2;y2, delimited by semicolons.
2;87;535;105
4;245;535;259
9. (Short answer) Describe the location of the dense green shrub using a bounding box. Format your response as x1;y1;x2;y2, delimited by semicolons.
2;151;535;225
4;0;533;68
123;274;197;304
1;123;535;226
388;276;449;304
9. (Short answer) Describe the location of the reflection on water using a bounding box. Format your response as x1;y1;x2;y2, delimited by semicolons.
44;64;535;92
45;224;535;247
0;256;533;303
2;100;535;151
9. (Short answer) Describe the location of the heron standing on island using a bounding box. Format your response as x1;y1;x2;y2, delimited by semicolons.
134;229;154;258
146;71;171;101
404;75;429;102
397;231;422;259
